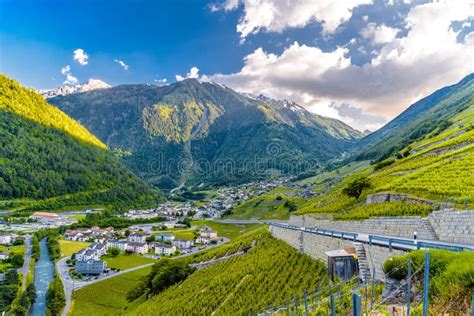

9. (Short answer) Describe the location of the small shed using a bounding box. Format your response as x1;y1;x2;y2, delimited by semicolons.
325;247;359;282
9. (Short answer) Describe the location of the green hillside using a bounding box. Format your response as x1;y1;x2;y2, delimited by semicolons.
70;228;328;316
49;79;361;190
0;74;105;149
356;73;474;162
0;74;160;210
295;99;474;218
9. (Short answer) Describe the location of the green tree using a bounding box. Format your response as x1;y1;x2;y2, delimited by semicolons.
107;247;120;257
342;176;371;199
9;253;24;268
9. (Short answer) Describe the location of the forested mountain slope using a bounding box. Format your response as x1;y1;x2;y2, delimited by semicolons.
355;73;474;162
49;79;361;190
0;74;159;210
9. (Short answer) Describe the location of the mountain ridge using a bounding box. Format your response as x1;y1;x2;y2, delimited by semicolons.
49;79;361;190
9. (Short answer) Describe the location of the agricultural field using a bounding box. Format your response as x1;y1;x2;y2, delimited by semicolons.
128;229;329;316
59;240;90;257
227;194;305;220
103;254;156;270
70;266;152;316
193;220;263;240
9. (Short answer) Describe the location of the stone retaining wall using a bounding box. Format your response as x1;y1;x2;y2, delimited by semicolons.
289;215;432;239
428;210;474;244
290;209;474;244
365;193;440;206
269;225;407;281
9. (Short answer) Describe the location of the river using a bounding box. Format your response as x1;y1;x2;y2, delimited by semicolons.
31;238;55;316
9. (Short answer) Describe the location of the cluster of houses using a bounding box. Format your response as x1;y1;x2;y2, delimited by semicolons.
72;226;220;276
122;178;291;222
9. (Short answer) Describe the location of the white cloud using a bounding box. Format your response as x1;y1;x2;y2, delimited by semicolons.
154;78;168;85
114;59;129;70
175;66;200;81
361;23;400;44
60;65;78;85
61;65;71;75
218;0;373;39
206;0;474;130
73;48;88;65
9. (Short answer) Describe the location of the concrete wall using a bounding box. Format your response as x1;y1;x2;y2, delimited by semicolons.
269;225;407;281
428;210;474;244
289;215;431;239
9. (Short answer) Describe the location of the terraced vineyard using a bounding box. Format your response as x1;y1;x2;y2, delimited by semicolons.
128;229;328;315
69;228;329;316
296;102;474;218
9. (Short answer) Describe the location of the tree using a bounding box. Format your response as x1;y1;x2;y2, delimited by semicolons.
12;239;25;246
26;283;36;304
9;253;24;268
5;269;19;285
179;217;192;228
342;176;371;199
107;247;120;258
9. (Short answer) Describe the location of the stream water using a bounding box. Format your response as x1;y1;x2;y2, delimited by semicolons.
31;238;55;316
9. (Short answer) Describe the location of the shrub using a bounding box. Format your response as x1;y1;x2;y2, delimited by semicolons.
373;158;395;171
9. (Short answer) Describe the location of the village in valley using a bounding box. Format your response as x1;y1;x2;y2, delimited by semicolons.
65;224;221;277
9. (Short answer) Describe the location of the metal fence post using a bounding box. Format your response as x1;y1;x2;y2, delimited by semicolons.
371;267;376;311
330;294;335;316
304;289;309;316
422;252;431;316
407;258;412;316
471;291;474;316
352;293;361;316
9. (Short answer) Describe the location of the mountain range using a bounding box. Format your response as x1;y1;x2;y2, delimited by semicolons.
49;79;362;190
1;72;472;204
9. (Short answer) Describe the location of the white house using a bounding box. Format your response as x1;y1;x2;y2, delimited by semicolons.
126;242;149;254
106;240;128;252
0;234;12;245
75;248;100;261
128;234;147;243
89;243;107;256
155;234;175;242
172;238;193;249
154;243;176;256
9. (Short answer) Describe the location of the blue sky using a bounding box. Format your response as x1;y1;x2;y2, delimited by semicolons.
1;0;473;131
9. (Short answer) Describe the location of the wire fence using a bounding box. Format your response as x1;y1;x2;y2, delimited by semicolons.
250;252;474;316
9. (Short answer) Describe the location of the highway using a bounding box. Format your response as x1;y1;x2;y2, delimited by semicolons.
17;235;32;290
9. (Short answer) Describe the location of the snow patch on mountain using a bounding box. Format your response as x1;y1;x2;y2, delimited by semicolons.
40;79;111;98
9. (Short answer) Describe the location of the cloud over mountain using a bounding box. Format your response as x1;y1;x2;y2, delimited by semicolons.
208;0;474;131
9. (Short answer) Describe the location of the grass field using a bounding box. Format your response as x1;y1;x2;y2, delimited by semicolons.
70;266;152;316
59;240;90;257
193;220;263;240
103;254;156;270
228;194;292;220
